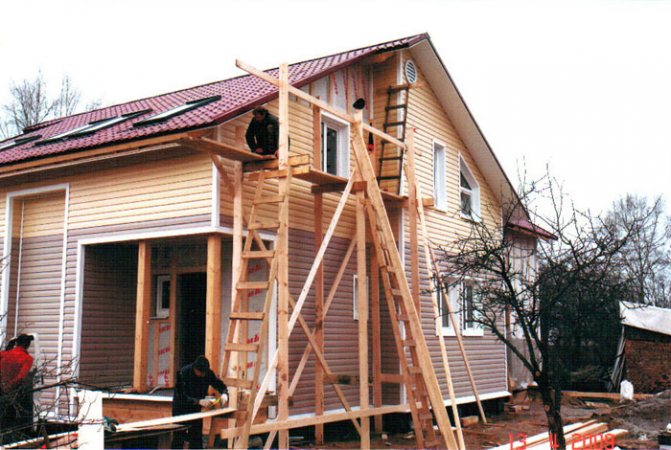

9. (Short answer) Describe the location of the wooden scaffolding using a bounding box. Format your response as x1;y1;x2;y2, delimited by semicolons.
131;60;488;450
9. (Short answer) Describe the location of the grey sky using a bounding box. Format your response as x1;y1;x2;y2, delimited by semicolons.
1;0;669;215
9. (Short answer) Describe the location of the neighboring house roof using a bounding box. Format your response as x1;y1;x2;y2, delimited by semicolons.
507;218;557;241
0;34;426;166
620;301;671;337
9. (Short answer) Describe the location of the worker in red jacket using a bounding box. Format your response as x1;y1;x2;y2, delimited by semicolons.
0;334;35;444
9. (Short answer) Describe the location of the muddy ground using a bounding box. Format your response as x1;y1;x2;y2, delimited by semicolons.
309;390;670;449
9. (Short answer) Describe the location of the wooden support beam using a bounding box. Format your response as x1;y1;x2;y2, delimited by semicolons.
314;192;325;445
235;59;407;150
324;374;360;385
205;235;222;374
179;136;272;163
313;104;322;170
407;130;420;315
243;154;311;172
406;129;466;448
169;264;177;386
133;241;152;392
276;62;290;450
370;244;383;432
356;185;370;449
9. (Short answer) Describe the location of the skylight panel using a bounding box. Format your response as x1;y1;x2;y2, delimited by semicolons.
0;134;42;151
38;110;150;145
133;96;221;127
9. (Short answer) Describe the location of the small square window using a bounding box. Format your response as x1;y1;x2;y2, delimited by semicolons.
155;275;171;318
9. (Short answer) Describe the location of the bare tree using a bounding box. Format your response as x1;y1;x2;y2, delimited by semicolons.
436;173;654;448
606;195;671;307
0;73;101;139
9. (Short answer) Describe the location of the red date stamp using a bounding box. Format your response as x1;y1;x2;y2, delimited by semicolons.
509;432;616;449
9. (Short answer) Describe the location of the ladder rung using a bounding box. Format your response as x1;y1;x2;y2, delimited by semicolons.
403;339;416;347
398;314;410;322
255;195;284;204
419;412;434;421
388;85;410;93
384;121;406;128
385;104;407;111
248;221;280;230
377;175;400;181
391;289;404;297
237;281;270;290
223;377;254;389
225;343;260;352
408;366;422;375
379;156;403;162
242;250;275;259
229;311;265;321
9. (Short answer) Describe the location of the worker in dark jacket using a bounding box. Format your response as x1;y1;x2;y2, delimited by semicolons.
0;334;34;444
245;107;279;157
171;355;227;449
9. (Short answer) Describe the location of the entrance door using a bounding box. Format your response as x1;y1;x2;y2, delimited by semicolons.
178;272;207;368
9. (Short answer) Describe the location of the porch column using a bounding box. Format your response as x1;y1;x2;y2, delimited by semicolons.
205;234;222;373
133;241;152;392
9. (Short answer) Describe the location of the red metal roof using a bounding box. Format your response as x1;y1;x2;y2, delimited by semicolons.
507;218;557;241
0;34;427;166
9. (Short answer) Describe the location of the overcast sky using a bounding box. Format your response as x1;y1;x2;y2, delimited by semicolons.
1;0;670;216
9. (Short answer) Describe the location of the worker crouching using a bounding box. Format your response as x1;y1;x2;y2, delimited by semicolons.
172;355;228;449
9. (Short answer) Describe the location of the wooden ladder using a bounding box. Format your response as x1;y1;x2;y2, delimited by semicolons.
220;169;287;449
352;120;458;449
377;84;410;194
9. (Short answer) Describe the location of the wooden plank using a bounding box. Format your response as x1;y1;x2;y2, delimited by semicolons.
350;118;456;449
235;59;407;150
116;407;235;432
221;404;408;440
370;245;383;432
205;235;222;375
133;241;152;392
407;129;465;448
356;183;370;449
312;104;321;170
314;192;325;446
563;391;652;401
243;154;311;172
407;129;420;314
179;136;271;163
276;62;290;450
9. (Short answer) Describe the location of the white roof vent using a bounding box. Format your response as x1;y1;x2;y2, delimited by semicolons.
404;60;417;84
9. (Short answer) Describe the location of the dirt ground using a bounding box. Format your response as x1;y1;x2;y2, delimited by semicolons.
311;390;671;449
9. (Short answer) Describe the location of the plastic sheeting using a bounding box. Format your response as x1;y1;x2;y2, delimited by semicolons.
620;301;671;337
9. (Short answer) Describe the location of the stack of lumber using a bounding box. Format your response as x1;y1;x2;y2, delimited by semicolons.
491;420;628;450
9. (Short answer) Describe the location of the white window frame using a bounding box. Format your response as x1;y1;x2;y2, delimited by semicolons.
433;141;447;211
155;275;171;319
459;155;481;221
436;277;456;337
353;274;369;321
461;282;484;337
321;112;350;177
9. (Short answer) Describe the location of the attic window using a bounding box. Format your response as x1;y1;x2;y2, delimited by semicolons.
38;110;149;145
0;134;43;151
459;156;480;220
133;96;221;127
404;60;417;84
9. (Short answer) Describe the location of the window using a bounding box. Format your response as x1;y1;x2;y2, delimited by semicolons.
459;156;480;220
155;275;171;318
39;110;149;145
433;142;447;211
436;277;458;336
321;114;350;177
461;283;484;336
353;274;369;320
134;96;221;127
0;134;42;151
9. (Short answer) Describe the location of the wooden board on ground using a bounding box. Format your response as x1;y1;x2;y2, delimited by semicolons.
115;407;235;432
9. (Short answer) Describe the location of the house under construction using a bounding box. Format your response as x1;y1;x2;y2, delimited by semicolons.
0;34;546;448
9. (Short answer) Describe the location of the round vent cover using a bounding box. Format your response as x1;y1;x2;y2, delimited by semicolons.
404;60;417;84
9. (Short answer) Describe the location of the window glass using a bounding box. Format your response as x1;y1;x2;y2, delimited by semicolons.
433;143;447;210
